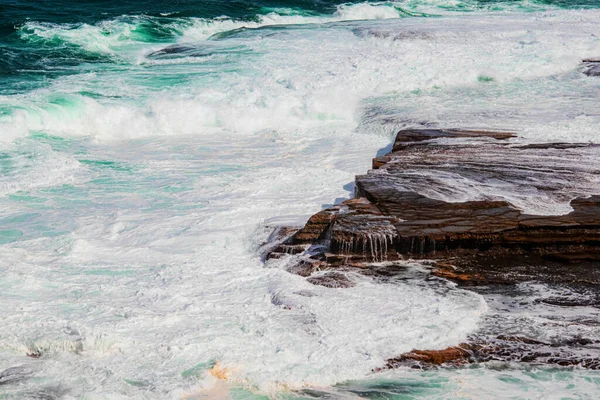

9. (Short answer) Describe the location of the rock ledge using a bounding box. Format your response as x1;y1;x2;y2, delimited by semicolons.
267;129;600;284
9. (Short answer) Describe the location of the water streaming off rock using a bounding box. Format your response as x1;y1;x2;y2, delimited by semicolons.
1;0;600;398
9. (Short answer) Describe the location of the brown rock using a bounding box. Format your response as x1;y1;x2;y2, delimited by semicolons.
289;207;341;244
386;335;600;370
288;259;324;277
264;128;600;370
266;128;600;285
432;262;483;283
389;346;472;367
391;128;515;151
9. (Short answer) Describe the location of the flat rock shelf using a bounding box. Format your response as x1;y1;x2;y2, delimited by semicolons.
264;129;600;370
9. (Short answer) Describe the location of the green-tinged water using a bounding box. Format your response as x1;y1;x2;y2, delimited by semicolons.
1;0;600;398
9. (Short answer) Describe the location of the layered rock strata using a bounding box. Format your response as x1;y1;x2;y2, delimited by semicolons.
265;128;600;371
385;335;600;370
267;128;600;283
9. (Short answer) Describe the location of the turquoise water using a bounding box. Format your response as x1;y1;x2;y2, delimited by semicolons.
1;0;600;398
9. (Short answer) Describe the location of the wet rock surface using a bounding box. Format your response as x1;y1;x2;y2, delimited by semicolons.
268;128;600;279
265;128;600;371
385;281;600;370
583;57;600;76
386;336;600;370
307;272;355;288
585;64;600;77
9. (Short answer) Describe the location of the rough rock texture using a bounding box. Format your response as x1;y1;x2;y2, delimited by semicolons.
268;128;600;284
385;335;600;370
265;128;600;370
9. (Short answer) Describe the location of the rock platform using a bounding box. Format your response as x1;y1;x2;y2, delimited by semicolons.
267;129;600;284
264;128;600;370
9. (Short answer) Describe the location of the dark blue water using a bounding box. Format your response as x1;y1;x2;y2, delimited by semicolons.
2;0;599;78
0;1;344;35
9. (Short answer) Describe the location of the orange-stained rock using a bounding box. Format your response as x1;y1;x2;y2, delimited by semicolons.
394;347;472;365
386;335;600;370
432;265;481;283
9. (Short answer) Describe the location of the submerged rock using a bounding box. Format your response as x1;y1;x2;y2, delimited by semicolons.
353;27;433;41
147;44;196;57
0;366;33;386
584;64;600;77
307;272;355;288
583;58;600;76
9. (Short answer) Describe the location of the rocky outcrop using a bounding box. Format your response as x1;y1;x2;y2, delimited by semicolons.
584;64;600;77
267;129;600;284
583;57;600;76
385;335;600;370
265;128;600;371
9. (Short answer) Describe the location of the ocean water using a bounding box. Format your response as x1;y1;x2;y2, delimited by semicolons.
1;0;600;398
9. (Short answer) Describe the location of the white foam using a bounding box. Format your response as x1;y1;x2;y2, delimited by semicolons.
2;5;600;398
16;3;409;55
19;20;135;55
0;143;83;197
0;132;487;396
3;10;600;146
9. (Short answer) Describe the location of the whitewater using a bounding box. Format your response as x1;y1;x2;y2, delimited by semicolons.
1;0;600;398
